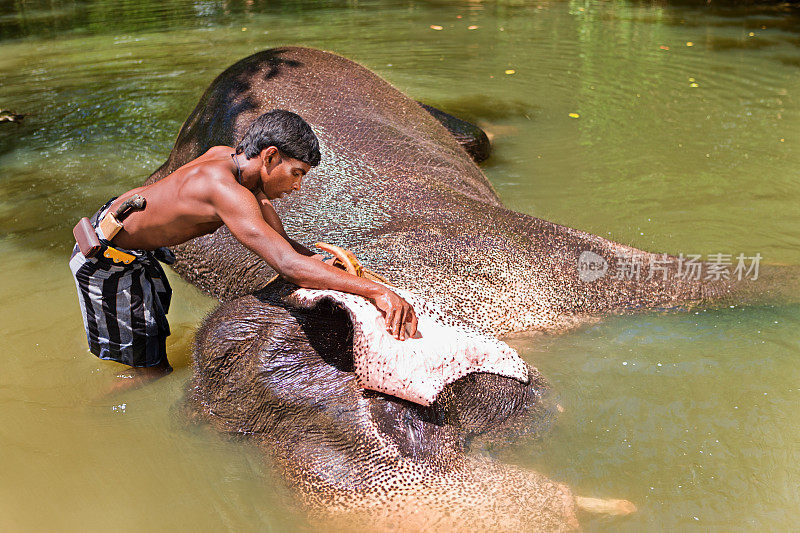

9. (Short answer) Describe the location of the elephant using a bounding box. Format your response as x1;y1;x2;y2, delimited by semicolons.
145;47;794;530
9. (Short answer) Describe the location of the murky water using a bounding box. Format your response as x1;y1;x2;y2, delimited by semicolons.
1;1;799;531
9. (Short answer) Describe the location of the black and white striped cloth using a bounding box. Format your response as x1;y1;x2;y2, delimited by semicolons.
69;199;173;367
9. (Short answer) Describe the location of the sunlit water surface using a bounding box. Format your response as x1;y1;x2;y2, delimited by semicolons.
1;1;799;531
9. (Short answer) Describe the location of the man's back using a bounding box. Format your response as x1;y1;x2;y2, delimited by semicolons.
107;146;235;251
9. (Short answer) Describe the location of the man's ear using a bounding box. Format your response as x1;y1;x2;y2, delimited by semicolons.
260;146;279;166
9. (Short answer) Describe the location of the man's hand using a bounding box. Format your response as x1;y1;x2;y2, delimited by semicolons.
313;252;415;339
371;287;418;340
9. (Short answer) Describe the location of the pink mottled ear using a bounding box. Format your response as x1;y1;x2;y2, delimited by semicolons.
286;283;530;406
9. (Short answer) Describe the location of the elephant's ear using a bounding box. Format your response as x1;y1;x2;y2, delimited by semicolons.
285;284;529;407
417;102;491;163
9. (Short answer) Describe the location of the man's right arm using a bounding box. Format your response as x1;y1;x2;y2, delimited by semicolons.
254;191;318;257
209;179;418;339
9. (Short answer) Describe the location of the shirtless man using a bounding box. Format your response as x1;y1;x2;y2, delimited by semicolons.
70;110;417;386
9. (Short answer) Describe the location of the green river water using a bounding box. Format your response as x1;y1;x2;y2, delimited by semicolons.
1;1;799;531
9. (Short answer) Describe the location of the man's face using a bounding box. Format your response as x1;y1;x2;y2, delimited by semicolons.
259;148;311;200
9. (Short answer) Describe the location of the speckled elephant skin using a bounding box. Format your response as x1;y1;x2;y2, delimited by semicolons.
146;47;790;530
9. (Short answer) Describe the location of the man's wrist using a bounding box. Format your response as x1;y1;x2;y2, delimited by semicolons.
362;281;387;301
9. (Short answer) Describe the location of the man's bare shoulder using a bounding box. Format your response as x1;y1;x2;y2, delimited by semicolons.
176;160;241;200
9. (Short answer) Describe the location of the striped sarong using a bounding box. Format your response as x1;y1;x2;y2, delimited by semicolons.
69;199;174;367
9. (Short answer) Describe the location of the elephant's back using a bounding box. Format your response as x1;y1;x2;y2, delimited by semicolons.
147;47;500;206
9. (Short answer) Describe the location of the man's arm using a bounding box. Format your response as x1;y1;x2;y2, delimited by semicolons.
212;180;417;339
254;191;317;256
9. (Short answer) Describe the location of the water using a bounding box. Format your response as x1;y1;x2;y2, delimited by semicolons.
1;1;799;530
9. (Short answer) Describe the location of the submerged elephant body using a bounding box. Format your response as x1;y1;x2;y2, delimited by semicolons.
149;47;778;529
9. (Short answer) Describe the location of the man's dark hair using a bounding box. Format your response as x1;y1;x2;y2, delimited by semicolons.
235;109;321;166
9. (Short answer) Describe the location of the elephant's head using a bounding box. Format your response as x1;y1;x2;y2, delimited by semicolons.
189;279;613;531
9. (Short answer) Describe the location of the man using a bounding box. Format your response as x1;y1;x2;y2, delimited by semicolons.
70;110;417;386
